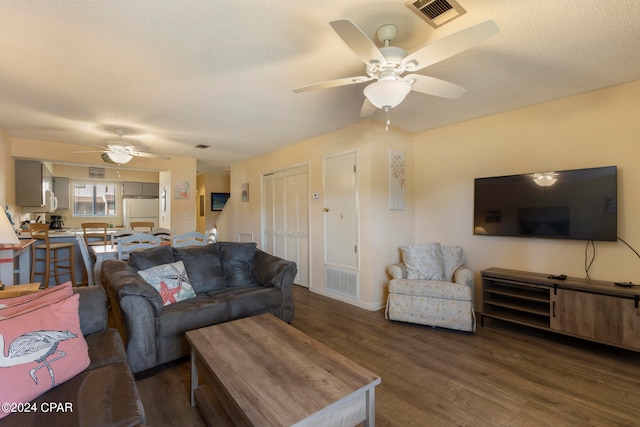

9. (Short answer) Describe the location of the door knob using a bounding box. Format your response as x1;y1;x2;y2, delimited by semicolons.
323;208;329;212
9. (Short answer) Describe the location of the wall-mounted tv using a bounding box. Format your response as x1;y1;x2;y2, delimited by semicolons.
474;166;617;241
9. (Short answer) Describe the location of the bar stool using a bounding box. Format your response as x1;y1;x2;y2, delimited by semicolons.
29;223;76;288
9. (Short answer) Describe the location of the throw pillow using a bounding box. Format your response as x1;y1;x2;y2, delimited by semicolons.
0;282;73;316
0;294;90;419
442;246;465;282
137;260;197;306
128;245;176;271
400;243;446;281
173;244;227;293
218;242;257;287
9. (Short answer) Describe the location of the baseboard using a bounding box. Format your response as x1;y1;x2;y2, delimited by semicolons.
308;287;385;312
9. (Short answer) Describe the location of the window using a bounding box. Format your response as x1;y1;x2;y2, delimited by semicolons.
73;183;117;216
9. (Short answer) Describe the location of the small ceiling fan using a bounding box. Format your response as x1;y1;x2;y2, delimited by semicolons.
72;128;171;164
293;18;499;118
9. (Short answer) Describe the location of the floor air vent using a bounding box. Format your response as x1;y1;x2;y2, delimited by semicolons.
405;0;466;28
326;267;358;298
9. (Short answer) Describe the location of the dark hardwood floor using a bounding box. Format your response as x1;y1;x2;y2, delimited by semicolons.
137;285;640;426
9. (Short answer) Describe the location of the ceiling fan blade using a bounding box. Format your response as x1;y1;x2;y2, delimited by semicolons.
130;151;171;160
293;75;373;93
330;19;387;66
401;20;499;72
360;98;377;117
70;150;107;154
405;74;467;99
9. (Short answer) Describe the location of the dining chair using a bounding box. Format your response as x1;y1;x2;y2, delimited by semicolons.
76;235;94;286
172;231;206;248
81;222;109;246
150;227;174;243
111;229;134;244
29;223;76;287
117;233;161;260
130;221;155;232
205;225;218;244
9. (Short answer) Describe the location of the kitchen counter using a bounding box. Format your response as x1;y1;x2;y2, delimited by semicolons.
18;228;122;239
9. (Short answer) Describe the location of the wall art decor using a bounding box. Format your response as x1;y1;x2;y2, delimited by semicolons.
174;181;190;199
389;149;406;210
211;192;230;211
241;183;249;202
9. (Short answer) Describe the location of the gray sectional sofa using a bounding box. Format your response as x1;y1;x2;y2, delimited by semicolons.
101;242;297;374
0;286;146;427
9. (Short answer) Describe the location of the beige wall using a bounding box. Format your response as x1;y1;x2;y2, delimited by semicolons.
220;121;414;309
414;80;640;303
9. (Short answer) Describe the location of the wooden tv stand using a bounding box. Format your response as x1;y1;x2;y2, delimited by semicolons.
481;267;640;351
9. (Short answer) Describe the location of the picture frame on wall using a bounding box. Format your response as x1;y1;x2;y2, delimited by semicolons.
211;192;230;211
241;183;249;202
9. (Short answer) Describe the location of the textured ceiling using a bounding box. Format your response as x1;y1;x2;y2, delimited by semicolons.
0;0;639;173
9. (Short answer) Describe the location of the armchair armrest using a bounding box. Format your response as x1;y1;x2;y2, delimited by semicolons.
388;263;407;280
251;249;297;289
101;260;164;316
453;265;474;302
101;259;162;373
73;286;108;336
251;249;297;323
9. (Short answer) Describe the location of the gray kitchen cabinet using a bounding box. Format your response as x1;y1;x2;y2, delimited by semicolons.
122;181;159;197
54;177;70;210
15;160;53;210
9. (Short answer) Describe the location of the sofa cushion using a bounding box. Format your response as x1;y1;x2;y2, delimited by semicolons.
0;363;146;427
218;242;257;287
155;295;230;337
400;243;446;281
128;244;175;271
173;244;227;293
0;294;89;420
208;286;283;319
388;279;472;301
137;260;197;306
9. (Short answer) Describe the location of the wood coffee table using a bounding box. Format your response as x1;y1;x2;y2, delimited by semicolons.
186;313;381;426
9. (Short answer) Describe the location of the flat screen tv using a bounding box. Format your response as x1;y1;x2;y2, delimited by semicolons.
473;166;617;241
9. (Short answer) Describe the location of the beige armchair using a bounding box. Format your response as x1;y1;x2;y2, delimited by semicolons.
386;243;475;332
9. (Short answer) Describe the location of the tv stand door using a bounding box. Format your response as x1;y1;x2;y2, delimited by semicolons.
551;289;640;350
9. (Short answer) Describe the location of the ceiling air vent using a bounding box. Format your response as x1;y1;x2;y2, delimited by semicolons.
405;0;467;28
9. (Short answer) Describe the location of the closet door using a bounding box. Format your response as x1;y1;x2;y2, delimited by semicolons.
263;166;309;287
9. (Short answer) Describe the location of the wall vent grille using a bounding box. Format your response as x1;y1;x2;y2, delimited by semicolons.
326;267;358;298
405;0;466;28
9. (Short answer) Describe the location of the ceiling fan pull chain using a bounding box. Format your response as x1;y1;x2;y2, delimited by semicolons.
385;107;391;131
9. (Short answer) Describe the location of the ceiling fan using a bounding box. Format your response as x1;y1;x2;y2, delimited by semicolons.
72;128;171;165
293;18;499;118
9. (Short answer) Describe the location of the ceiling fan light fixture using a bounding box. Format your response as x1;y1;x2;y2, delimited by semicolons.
106;151;133;164
363;79;412;110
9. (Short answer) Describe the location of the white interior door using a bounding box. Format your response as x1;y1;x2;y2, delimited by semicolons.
263;166;309;287
323;151;358;269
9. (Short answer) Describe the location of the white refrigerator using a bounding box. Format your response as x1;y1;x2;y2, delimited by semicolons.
122;198;159;229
